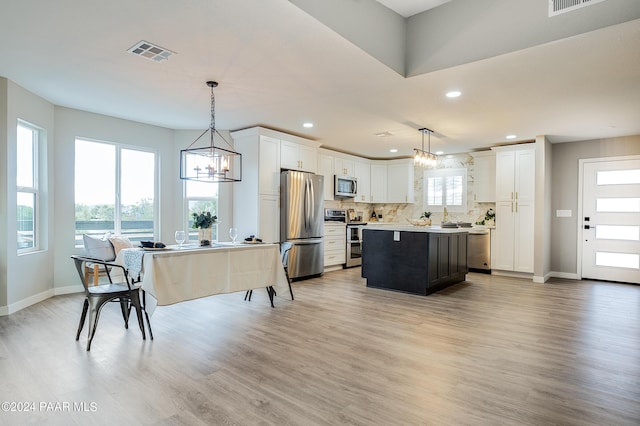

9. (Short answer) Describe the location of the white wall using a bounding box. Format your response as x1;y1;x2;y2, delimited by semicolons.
406;0;640;77
0;79;236;314
534;135;552;282
0;78;8;310
550;135;640;276
52;107;177;291
2;79;56;311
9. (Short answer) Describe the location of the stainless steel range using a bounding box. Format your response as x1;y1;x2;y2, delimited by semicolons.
324;208;366;268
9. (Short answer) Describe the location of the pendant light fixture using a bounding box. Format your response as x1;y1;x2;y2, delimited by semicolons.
180;81;242;183
414;127;438;168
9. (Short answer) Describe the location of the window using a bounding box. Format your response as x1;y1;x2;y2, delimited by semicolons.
185;180;218;242
423;167;467;213
75;138;157;245
17;122;40;252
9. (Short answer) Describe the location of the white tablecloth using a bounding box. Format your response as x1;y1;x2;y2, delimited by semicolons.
116;243;290;312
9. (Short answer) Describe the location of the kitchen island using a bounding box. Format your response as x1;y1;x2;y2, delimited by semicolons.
361;224;468;295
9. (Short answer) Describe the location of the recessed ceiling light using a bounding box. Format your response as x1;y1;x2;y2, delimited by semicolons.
435;151;444;155
375;131;393;137
389;148;398;153
506;134;517;140
446;91;461;98
303;122;314;128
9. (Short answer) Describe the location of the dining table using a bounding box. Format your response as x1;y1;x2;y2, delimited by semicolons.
115;242;291;314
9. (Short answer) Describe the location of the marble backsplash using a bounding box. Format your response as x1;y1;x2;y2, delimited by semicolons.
325;153;495;225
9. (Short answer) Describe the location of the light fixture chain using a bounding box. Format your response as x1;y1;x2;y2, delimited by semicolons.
210;85;215;136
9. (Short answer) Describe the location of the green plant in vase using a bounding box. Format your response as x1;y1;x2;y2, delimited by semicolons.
419;211;432;226
192;211;218;246
485;208;495;226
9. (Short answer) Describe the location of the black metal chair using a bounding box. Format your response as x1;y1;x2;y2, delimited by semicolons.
71;255;152;351
244;242;294;305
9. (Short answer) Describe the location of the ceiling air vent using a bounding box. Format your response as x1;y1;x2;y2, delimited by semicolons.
549;0;608;17
127;40;175;62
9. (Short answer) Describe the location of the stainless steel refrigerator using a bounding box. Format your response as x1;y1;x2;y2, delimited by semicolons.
280;170;324;279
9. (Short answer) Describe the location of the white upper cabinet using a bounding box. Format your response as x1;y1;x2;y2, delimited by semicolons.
471;151;496;202
281;139;317;173
231;127;282;243
317;152;335;201
315;150;413;204
258;135;281;196
334;157;355;177
370;163;388;203
231;127;319;243
386;159;414;204
354;160;371;203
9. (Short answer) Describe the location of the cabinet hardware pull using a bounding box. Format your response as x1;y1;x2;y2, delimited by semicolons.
515;192;518;200
511;202;514;213
511;191;513;200
515;202;518;213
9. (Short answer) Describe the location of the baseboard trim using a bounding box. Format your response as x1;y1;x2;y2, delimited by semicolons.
0;285;83;316
6;288;55;315
549;271;580;280
491;270;534;280
54;285;83;296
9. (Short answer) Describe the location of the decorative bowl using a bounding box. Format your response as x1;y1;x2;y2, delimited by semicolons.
407;218;431;227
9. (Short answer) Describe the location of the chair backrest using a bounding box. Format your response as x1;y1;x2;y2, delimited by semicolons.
71;255;131;294
279;242;293;268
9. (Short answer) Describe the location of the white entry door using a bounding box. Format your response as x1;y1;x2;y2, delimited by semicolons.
581;158;640;284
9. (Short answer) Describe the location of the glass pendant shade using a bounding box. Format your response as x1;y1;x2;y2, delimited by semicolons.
414;128;437;169
179;81;242;183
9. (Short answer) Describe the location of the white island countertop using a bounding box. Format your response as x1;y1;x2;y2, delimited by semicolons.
364;223;470;233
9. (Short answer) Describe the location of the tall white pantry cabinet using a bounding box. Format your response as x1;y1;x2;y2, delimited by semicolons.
231;127;320;243
491;143;535;273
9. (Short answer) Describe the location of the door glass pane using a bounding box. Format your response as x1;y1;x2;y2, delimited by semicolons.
121;149;155;242
596;198;640;212
597;169;640;185
596;225;640;241
595;252;639;269
17;192;35;250
75;140;116;243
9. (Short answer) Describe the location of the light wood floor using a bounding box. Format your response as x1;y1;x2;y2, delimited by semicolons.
1;269;639;425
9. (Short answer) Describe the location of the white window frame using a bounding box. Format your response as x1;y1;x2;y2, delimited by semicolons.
184;180;219;242
17;120;41;254
74;138;159;246
423;167;467;213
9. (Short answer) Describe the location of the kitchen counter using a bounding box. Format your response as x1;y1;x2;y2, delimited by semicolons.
366;223;470;233
361;226;468;295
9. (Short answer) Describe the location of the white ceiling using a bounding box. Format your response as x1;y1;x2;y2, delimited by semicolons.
376;0;452;17
0;1;639;158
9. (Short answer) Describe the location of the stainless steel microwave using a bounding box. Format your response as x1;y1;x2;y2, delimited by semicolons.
335;175;357;198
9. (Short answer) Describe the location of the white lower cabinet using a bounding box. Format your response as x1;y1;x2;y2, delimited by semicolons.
324;223;346;267
258;195;280;244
